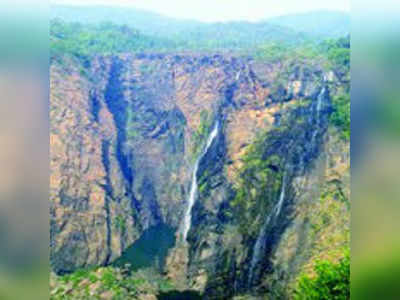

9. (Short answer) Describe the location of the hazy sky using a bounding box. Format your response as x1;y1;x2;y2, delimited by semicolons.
51;0;350;22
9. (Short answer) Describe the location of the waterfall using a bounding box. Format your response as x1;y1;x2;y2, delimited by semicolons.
311;86;326;145
274;175;287;218
316;86;325;119
248;175;286;287
182;121;219;241
236;71;241;81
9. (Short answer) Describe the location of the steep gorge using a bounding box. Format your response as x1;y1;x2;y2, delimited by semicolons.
50;53;349;298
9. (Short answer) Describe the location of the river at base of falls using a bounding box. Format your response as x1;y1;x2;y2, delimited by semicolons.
112;224;203;299
112;223;176;272
157;290;202;300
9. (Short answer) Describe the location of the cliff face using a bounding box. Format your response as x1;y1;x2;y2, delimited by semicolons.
50;53;267;273
50;57;139;273
175;58;349;299
50;53;349;298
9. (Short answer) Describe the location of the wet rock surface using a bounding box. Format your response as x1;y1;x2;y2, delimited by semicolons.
50;53;349;298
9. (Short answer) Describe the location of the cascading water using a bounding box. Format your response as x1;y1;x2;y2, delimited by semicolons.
182;121;219;241
311;85;326;144
274;175;287;218
248;174;286;287
247;83;327;287
316;85;325;116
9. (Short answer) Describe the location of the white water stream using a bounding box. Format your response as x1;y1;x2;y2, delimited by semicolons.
182;121;219;241
247;82;327;286
311;86;326;145
248;174;286;286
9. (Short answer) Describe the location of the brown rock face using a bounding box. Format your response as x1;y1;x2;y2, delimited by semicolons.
50;52;349;299
50;58;139;273
50;53;274;273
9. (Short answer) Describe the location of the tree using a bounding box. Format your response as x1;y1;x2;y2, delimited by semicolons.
294;251;350;300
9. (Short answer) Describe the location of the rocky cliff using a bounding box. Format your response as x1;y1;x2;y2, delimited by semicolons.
50;53;349;298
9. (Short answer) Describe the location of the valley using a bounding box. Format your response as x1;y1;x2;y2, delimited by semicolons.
50;7;350;300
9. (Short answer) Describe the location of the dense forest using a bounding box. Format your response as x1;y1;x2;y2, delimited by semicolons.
50;18;307;56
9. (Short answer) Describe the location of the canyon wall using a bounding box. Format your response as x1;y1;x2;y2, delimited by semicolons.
50;53;349;298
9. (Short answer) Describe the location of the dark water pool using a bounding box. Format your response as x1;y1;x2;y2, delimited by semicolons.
157;290;202;300
112;223;176;271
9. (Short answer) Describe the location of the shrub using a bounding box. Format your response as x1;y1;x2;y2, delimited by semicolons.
330;94;350;140
294;251;350;300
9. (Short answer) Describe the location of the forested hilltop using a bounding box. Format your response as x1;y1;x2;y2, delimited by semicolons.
51;6;349;38
50;7;349;56
50;7;350;300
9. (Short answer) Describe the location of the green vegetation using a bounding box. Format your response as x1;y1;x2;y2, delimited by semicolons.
125;102;160;140
51;6;314;57
330;93;350;140
255;35;350;68
52;6;349;39
230;133;283;236
51;17;350;63
198;180;209;195
50;19;175;59
50;16;350;86
323;36;350;67
254;43;290;62
114;215;126;234
192;110;212;157
52;6;350;54
323;36;350;140
51;266;175;300
294;250;350;300
59;268;94;288
254;42;324;64
126;110;140;139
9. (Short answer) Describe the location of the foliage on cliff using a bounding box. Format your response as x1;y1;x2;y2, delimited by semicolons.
192;110;213;158
255;36;350;140
50;266;175;300
324;36;350;140
330;93;350;140
294;250;350;300
322;36;350;68
229;92;326;237
230;136;283;236
254;35;350;67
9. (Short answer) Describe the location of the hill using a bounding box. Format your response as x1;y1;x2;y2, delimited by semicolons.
267;10;350;38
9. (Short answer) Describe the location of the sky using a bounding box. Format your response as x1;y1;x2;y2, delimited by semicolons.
51;0;350;22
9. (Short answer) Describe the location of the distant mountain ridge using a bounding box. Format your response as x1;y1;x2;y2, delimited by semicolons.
51;5;350;41
267;10;350;38
51;5;203;37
